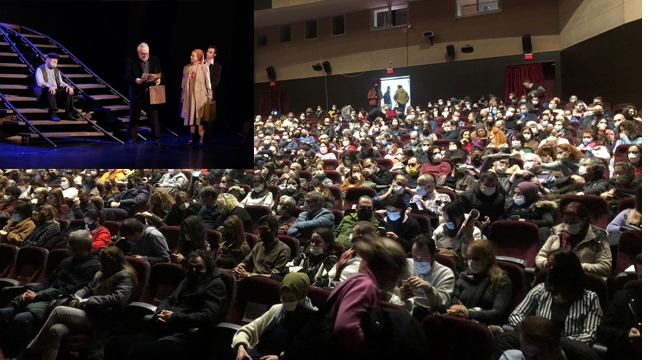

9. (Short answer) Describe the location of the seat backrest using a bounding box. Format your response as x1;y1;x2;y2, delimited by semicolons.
219;270;237;319
267;185;280;203
126;256;151;303
204;229;222;258
614;143;632;165
496;260;528;314
37;248;70;283
556;195;608;229
226;276;281;325
615;230;642;275
90;197;104;212
103;220;121;237
69;219;86;231
488;220;540;267
181;170;194;191
244;205;272;235
58;219;69;232
158;226;182;254
342;187;377;210
322;159;339;170
244;233;259;249
0;216;9;230
327;185;343;210
433;139;451;151
435;253;456;276
308;287;332;309
618;197;636;213
330;208;343;227
139;262;185;306
408;212;432;238
7;246;48;285
325;170;342;186
278;235;299;259
298;170;313;186
421;314;492;360
376;158;394;170
0;244;17;278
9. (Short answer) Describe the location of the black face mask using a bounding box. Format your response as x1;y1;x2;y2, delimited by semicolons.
86;222;97;231
423;130;431;136
260;230;274;243
127;183;135;189
357;208;373;221
187;270;207;283
38;214;47;225
594;111;603;117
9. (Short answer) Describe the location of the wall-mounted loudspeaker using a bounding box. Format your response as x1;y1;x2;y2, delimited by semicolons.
461;45;474;53
522;34;532;53
258;35;267;47
446;45;455;58
322;61;331;73
266;66;276;81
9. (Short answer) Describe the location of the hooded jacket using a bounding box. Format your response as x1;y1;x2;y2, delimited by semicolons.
535;224;612;276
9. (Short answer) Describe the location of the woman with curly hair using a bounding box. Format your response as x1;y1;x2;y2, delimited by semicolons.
214;193;253;233
140;189;175;226
487;127;508;148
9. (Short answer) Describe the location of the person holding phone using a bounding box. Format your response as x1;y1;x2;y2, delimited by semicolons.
383;194;421;253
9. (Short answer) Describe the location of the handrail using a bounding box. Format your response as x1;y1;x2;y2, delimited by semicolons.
0;27;56;147
1;24;126;144
2;23;178;137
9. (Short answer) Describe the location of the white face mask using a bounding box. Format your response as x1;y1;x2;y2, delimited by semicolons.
578;166;588;176
481;186;496;196
505;111;513;117
513;195;526;206
414;261;432;274
253;186;264;193
421;145;430;152
628;153;639;162
448;145;457;151
495;165;506;174
316;170;325;176
523;134;531;141
564;222;582;235
286;184;297;192
282;300;299;312
468;260;483;274
432;153;442;162
523;162;534;171
60;181;70;190
511;140;521;148
309;246;324;256
541;121;549;127
598;123;607;130
343;141;349;146
554;125;563;132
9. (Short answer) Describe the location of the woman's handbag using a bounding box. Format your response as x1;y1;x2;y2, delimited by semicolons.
149;85;166;105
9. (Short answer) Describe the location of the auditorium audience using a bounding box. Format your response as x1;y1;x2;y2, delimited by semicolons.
214;215;251;269
120;218;171;265
84;209;111;251
104;175;149;221
0;201;35;245
233;215;291;279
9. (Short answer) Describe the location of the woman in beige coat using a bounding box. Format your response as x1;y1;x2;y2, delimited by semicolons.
181;49;212;146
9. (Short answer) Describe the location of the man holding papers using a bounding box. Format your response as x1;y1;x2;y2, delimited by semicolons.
124;42;164;145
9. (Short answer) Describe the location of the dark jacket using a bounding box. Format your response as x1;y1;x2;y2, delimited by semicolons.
124;55;164;100
215;207;253;233
385;215;421;253
161;203;200;227
367;107;385;122
108;185;149;211
129;227;171;265
442;129;460;140
596;282;641;360
505;199;556;228
278;189;306;207
229;170;254;186
457;186;506;225
451;271;512;325
66;200;98;221
198;204;220;230
583;177;610;196
156;267;227;346
207;61;221;99
21;221;62;249
367;168;392;186
28;252;102;303
75;269;134;327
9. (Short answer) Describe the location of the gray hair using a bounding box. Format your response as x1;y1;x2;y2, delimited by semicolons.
523;153;542;163
69;230;92;252
583;157;606;176
137;42;149;52
305;191;324;207
279;196;296;213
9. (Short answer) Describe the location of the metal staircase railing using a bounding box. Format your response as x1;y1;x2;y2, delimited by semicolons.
1;23;178;138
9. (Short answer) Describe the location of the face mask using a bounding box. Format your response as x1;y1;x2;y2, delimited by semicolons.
456;164;466;173
523;162;535;171
570;98;577;103
495;165;506;174
310;246;324;256
523;134;531;141
594;111;603;117
60;181;69;190
421;145;430;152
505;111;513;117
12;214;20;222
445;221;455;230
38;214;47;224
283;300;299;312
392;185;404;195
468;260;483;274
258;134;265;139
532;101;538;105
3;195;12;202
253;186;264;193
415;261;432;274
578;166;588;176
541;121;549;127
316;170;325;177
127;183;135;189
481;186;496;196
598;123;607;130
443;126;451;132
357;208;373;221
263;140;271;145
342;141;350;146
289;170;297;176
187;270;207;283
416;185;428;197
554;125;563;132
286;184;297;192
582;137;592;145
564;222;582;235
408;167;419;176
448;145;457;151
320;147;328;154
513;195;526;206
628;153;639;162
511;140;521;148
260;229;274;243
386;211;401;222
530;127;538;134
366;167;375;175
452;116;459;122
520;109;527;115
549;103;556;110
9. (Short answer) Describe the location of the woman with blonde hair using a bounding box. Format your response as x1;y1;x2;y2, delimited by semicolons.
25;246;136;360
213;192;253;233
181;49;212;146
101;178;120;203
215;215;251;269
447;240;512;326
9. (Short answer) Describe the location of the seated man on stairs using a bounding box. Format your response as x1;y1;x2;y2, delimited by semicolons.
34;52;77;122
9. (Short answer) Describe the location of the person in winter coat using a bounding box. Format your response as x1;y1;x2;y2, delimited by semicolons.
21;204;63;250
505;182;556;234
535;202;612;277
0;230;101;358
334;196;383;250
286;192;336;246
83;209;111;251
457;172;505;234
578;158;610;196
0;201;36;245
104;250;227;360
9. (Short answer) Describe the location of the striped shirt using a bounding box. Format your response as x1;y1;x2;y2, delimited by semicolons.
508;283;602;343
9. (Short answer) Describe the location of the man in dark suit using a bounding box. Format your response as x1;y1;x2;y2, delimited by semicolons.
204;45;221;141
124;42;163;145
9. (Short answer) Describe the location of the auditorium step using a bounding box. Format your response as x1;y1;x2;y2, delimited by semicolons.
75;83;106;89
118;116;147;122
4;119;95;126
0;73;29;78
0;84;29;89
33;43;58;48
3;95;37;101
0;63;27;67
104;105;130;111
17;131;105;138
90;94;120;100
65;73;93;78
0;52;17;57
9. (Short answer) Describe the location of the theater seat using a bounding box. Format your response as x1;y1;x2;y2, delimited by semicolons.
158;226;182;254
91;197;104;212
488;220;540;272
327;185;342;210
244;205;272;235
267;184;280;204
137;262;186;306
278;235;300;260
0;246;48;289
103;220;121;238
330;208;343;227
224;276;281;325
0;244;17;278
614;230;642;275
325;170;342;186
308;286;332;309
244;233;259;249
322;159;339;170
35;248;69;284
409;212;432;237
435;187;457;202
376;158;393;170
125;256;151;303
617;197;636;213
342;187;376;211
557;195;608;229
613;144;632;164
421;314;492;360
497;260;528;314
204;229;222;258
435;253;457;277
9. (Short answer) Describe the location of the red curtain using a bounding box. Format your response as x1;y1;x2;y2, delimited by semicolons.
503;63;544;100
258;89;289;117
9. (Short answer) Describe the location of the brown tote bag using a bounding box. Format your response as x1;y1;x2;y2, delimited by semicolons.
149;85;166;105
204;100;216;122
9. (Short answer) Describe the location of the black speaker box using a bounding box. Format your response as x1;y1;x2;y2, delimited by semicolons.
266;66;276;81
446;45;455;58
522;34;532;53
322;61;331;73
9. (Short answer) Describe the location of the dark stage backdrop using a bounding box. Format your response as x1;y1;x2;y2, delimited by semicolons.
561;20;641;110
253;51;562;115
0;0;253;135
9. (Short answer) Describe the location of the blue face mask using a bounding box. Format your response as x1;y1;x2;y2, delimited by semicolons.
12;214;21;222
303;204;311;214
83;184;90;190
521;109;527;115
414;126;419;130
491;109;497;115
381;140;388;146
446;221;455;230
386;211;401;222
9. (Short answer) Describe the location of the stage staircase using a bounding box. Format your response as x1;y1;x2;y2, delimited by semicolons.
0;23;177;147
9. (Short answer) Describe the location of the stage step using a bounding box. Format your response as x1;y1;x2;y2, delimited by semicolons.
22;34;46;39
0;84;29;89
4;119;94;126
0;42;12;46
56;64;81;68
0;63;27;67
17;131;105;138
76;83;106;89
65;73;92;78
104;105;130;111
3;95;37;101
90;94;120;100
118;116;147;122
34;44;58;48
0;52;17;57
6;108;65;114
0;73;29;78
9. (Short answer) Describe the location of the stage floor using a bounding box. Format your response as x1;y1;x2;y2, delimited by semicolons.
0;128;253;168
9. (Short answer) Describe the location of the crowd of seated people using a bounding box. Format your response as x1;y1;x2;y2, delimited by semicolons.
0;90;642;360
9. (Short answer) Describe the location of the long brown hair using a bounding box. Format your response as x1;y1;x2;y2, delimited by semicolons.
557;144;584;162
48;188;65;209
468;241;503;294
93;246;138;294
221;215;246;251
